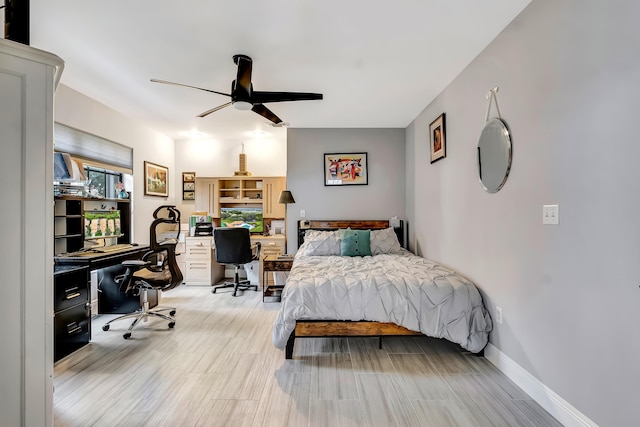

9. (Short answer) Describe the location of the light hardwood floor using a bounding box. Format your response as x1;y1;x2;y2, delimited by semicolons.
54;285;561;427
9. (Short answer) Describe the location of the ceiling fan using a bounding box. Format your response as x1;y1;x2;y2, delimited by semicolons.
151;54;323;124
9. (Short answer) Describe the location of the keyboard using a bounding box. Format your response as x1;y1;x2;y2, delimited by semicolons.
93;243;133;253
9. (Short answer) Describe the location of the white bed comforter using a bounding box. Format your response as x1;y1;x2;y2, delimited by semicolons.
272;251;492;353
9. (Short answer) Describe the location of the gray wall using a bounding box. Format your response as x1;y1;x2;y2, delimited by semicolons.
287;128;405;254
406;0;640;425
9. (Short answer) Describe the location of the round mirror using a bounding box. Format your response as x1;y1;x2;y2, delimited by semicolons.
477;118;512;193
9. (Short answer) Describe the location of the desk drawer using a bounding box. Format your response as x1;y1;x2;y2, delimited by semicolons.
185;261;211;283
186;237;212;260
186;246;211;259
54;303;90;362
54;269;89;312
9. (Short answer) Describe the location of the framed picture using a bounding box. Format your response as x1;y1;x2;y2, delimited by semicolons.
324;152;368;186
144;161;169;197
182;171;196;200
429;113;446;163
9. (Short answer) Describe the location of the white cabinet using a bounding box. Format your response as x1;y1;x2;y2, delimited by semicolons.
183;237;224;285
184;237;212;284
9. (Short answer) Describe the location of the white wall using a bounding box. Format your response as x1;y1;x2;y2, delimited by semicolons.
55;85;176;244
286;128;405;254
173;135;287;217
406;1;640;425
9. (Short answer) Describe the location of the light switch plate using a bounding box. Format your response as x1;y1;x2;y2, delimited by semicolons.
543;205;559;225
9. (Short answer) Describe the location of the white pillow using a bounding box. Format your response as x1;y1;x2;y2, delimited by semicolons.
297;230;341;256
370;227;402;255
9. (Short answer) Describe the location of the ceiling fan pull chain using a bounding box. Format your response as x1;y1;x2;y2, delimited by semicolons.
484;86;502;122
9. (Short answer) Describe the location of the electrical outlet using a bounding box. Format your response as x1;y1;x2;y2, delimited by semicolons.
543;204;559;225
495;306;503;324
300;209;306;218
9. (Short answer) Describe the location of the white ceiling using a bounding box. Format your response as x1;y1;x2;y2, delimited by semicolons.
30;0;530;143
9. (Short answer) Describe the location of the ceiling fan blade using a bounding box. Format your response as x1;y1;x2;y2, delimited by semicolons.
150;79;231;97
197;102;232;118
250;91;323;104
251;104;282;124
233;54;253;96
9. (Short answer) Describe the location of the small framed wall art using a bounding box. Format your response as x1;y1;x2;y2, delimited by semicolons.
324;152;368;186
429;113;446;163
182;171;195;200
144;161;169;197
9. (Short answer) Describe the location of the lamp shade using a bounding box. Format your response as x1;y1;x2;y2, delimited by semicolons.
278;190;295;204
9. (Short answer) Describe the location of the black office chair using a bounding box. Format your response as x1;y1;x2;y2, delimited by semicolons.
211;227;261;297
102;205;184;339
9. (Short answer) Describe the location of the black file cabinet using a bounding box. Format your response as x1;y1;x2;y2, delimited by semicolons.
54;265;91;362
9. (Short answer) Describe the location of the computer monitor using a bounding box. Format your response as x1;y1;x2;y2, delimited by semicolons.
220;207;263;234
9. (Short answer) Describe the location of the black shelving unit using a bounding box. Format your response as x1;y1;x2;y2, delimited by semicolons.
54;197;132;255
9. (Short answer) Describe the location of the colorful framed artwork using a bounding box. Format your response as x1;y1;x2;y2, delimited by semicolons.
430;113;446;163
144;161;169;197
324;152;368;186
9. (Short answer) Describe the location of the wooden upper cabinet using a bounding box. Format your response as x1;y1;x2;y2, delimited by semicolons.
262;177;286;218
194;178;219;217
194;176;286;219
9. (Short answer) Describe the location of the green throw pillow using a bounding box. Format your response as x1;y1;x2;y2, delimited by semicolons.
340;229;371;257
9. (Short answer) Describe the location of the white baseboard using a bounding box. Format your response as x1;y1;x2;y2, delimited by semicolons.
484;343;598;427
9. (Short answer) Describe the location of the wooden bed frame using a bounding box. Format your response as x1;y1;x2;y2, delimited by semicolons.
286;219;420;359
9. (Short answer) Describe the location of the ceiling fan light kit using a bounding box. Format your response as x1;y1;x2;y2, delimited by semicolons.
233;101;253;111
152;54;323;124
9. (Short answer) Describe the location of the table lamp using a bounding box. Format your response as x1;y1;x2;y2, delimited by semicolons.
278;190;295;254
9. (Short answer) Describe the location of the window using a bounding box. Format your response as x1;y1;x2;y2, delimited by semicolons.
84;166;123;199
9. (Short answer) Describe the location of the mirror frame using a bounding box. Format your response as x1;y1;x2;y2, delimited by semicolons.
477;118;512;193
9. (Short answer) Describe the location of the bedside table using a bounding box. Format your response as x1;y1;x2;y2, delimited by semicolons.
262;255;293;302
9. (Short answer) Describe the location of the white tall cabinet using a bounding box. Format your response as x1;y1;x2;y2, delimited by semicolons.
0;39;64;427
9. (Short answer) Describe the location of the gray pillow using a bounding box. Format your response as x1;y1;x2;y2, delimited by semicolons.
370;227;402;255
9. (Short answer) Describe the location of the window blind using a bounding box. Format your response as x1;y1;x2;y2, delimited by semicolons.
54;123;133;173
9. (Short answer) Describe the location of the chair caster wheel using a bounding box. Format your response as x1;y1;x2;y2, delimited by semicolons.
123;333;131;339
169;310;176;316
168;322;175;329
212;289;216;294
102;325;110;331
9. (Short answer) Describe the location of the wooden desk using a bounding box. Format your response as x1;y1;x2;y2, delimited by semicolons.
262;255;293;302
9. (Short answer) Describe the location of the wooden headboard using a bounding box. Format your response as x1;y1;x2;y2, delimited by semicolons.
297;219;406;249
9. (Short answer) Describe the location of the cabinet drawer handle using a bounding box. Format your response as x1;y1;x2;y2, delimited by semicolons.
66;322;82;335
65;291;81;300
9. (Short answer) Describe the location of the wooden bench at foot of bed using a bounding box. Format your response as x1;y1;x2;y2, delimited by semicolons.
285;320;423;359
